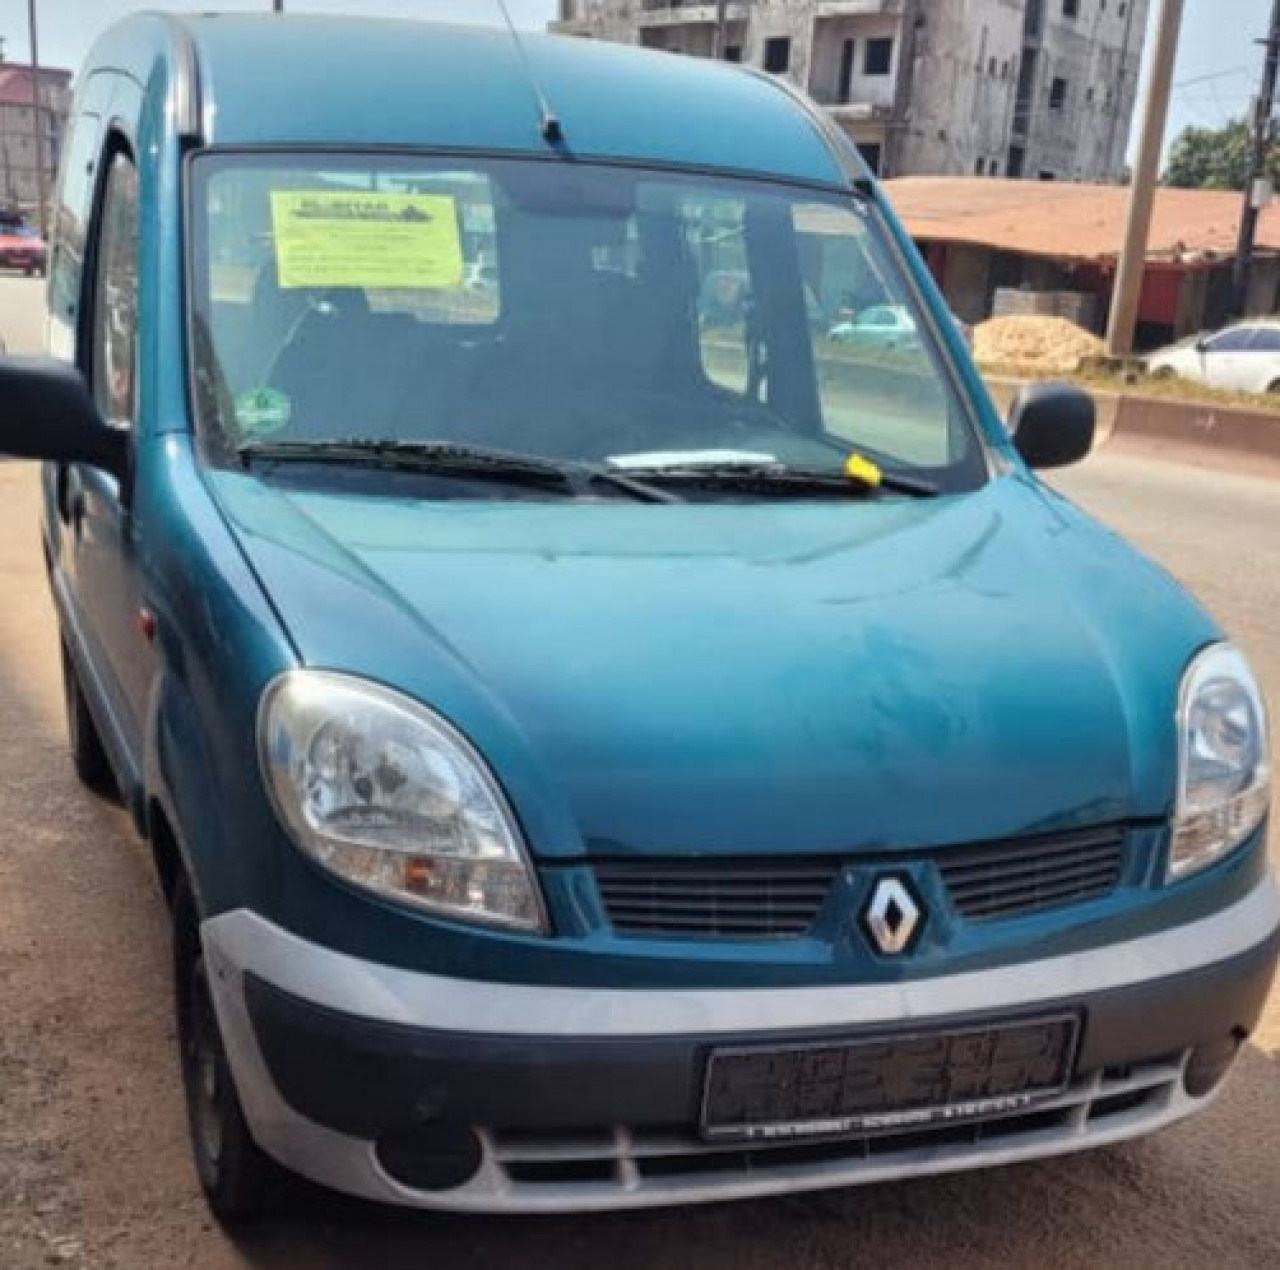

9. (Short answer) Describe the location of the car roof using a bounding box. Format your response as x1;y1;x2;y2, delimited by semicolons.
89;14;853;190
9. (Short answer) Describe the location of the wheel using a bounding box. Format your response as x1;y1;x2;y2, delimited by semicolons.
61;642;117;798
174;878;284;1223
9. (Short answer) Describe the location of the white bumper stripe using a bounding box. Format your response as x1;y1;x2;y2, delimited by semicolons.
201;872;1280;1038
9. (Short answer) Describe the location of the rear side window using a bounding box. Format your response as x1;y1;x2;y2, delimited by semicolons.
1248;328;1280;352
90;152;139;426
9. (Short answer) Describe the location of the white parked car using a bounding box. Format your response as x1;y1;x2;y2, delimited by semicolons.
1147;322;1280;395
827;304;920;348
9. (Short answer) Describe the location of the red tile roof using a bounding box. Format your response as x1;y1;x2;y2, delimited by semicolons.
883;177;1280;262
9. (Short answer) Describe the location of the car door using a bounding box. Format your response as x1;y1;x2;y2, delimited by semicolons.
67;139;150;784
1200;327;1259;391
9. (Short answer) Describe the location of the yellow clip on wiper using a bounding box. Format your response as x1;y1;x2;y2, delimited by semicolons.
844;452;883;489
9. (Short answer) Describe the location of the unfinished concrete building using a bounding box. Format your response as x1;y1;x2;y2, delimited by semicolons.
553;1;1149;182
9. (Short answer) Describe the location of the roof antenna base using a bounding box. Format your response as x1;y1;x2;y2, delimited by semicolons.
495;0;566;148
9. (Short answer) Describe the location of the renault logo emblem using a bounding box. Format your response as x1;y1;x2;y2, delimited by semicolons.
863;877;922;956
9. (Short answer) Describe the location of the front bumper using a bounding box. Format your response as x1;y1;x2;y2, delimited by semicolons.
202;872;1280;1212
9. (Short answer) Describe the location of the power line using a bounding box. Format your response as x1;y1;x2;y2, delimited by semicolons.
1174;66;1250;89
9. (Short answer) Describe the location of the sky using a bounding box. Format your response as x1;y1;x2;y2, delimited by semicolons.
0;0;557;68
0;0;1270;164
1137;0;1273;159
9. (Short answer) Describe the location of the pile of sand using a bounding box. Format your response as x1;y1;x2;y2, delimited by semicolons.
974;316;1105;373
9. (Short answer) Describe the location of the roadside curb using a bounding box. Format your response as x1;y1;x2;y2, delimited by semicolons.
985;377;1280;478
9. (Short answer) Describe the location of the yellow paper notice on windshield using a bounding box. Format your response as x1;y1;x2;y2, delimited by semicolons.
270;190;464;290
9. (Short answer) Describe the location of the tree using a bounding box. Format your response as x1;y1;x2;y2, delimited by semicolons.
1163;118;1280;190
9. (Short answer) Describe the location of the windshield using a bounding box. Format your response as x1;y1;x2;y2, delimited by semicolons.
189;154;986;492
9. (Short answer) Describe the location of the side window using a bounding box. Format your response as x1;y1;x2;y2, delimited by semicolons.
1247;328;1280;352
89;151;139;426
48;110;101;351
1206;328;1253;353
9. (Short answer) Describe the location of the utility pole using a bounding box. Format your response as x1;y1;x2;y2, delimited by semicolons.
712;1;729;60
27;0;49;241
1105;0;1184;358
1232;0;1280;318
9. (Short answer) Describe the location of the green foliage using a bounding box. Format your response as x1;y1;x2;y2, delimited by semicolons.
1163;118;1280;190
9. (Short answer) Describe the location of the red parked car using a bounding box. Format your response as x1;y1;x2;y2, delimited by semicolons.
0;224;47;276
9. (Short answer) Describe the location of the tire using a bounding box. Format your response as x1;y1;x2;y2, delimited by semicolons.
60;642;117;798
174;878;285;1223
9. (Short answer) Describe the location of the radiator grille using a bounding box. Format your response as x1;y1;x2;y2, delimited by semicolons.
594;861;838;939
938;826;1126;921
594;827;1128;939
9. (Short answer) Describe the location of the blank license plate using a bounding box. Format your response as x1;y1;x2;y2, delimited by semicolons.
701;1015;1078;1143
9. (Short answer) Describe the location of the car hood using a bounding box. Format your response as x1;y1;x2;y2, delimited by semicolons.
211;471;1218;859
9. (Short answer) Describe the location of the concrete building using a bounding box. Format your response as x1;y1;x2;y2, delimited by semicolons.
553;1;1149;183
0;61;72;223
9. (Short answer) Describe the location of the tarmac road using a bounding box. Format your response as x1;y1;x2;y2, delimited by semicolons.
1;275;1279;1268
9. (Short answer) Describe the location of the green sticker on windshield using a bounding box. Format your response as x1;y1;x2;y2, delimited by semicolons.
235;387;292;437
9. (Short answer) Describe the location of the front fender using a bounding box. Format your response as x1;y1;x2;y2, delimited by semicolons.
137;435;297;915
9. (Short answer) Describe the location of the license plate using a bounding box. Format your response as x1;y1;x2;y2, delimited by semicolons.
701;1014;1078;1143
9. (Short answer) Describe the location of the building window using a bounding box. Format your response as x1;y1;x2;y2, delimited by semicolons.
724;45;742;63
865;38;893;77
975;157;985;175
989;159;1000;176
763;37;790;75
858;142;883;175
1039;170;1057;181
1050;77;1068;109
988;57;997;77
1064;0;1080;17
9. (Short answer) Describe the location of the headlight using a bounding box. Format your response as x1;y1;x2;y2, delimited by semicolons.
1170;644;1270;880
259;671;546;932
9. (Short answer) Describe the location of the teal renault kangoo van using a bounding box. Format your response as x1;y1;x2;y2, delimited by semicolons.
0;13;1273;1221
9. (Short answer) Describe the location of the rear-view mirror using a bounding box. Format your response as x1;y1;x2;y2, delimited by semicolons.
0;357;127;480
1009;382;1096;471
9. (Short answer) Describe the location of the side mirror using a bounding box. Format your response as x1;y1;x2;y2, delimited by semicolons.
1009;381;1095;470
0;357;127;480
1194;337;1209;354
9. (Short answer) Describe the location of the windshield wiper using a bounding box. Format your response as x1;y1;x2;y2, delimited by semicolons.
237;438;682;504
615;462;939;499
